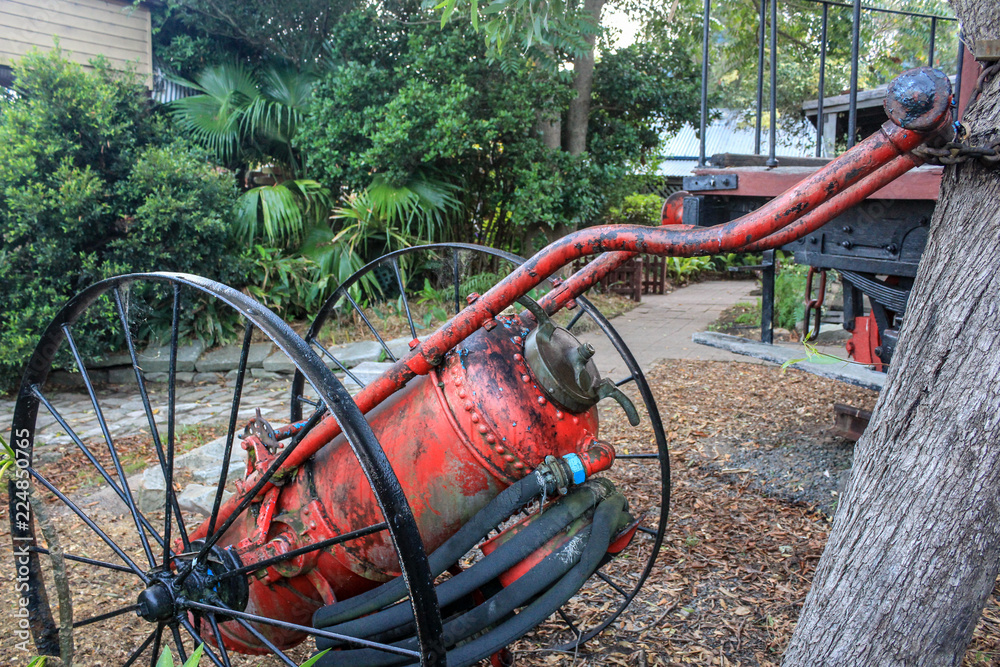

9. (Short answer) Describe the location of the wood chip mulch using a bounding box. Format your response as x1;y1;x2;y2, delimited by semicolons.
1;360;998;666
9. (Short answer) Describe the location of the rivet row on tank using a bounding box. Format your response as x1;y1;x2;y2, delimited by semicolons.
471;413;480;423
537;396;546;405
494;445;505;454
503;454;515;462
514;461;525;470
521;375;530;383
555;411;564;419
513;353;523;362
478;425;488;434
486;434;496;444
458;389;467;398
464;401;474;412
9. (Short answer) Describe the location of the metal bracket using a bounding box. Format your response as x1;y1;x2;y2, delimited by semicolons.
682;174;738;192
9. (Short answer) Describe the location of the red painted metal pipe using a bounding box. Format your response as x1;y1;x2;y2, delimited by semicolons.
191;71;952;544
741;151;925;252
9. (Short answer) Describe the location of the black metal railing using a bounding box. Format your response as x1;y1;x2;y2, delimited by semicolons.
697;0;959;166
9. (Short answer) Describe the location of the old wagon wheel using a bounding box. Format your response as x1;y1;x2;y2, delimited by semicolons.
9;272;444;666
291;243;670;659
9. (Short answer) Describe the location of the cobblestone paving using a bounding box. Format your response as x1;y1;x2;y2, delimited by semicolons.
1;377;295;452
1;280;765;451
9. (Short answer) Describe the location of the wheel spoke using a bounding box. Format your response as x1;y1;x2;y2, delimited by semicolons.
163;285;181;563
615;454;661;460
391;257;417;340
557;608;582;639
180;617;226;667
122;626;159;667
73;603;141;628
31;386;165;549
194;406;328;565
231;617;297;667
596;571;629;599
29;546;135;574
207;318;253;539
313;340;366;388
615;375;635;387
565;309;586;331
207;614;233;667
170;623;188;663
28;466;148;582
453;247;462;315
181;598;422;658
296;395;320;408
637;525;658;537
345;292;396;362
208;522;389;584
113;287;190;554
62;323;157;569
149;623;165;667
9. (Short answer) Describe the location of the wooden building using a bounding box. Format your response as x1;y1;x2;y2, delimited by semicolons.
0;0;152;86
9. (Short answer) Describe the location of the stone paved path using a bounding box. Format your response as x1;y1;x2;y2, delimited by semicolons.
0;279;768;449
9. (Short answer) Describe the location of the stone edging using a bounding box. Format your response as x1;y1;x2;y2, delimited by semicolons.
48;336;428;387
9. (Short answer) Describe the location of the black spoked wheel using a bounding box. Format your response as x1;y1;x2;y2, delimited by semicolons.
291;244;670;659
8;272;443;666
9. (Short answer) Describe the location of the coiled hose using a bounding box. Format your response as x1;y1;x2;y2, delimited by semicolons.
312;478;631;667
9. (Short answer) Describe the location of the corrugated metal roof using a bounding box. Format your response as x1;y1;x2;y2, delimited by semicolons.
152;67;198;104
657;110;816;177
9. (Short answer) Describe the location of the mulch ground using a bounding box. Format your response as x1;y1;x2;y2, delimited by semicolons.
1;359;998;666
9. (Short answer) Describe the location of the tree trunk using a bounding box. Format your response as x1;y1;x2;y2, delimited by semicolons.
537;112;562;150
565;0;605;156
783;4;1000;664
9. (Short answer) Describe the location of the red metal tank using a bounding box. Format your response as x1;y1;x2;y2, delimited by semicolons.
210;312;611;652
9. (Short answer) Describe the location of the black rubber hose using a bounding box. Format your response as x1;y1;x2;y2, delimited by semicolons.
317;487;606;650
445;492;627;667
314;492;628;667
313;516;596;667
313;470;548;629
316;483;607;648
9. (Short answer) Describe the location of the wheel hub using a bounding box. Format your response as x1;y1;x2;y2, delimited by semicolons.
136;544;249;624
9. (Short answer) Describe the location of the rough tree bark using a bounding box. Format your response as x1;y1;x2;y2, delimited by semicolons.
783;3;1000;665
565;0;605;155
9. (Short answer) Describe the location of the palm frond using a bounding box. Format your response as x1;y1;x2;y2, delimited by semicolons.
169;62;260;165
235;179;331;245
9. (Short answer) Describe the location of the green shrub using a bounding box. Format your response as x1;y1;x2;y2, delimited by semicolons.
0;48;243;390
604;193;663;226
774;262;809;330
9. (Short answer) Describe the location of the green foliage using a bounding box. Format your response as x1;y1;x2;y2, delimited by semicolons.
155;643;328;667
235;179;333;246
0;432;14;484
299;8;700;252
588;40;702;165
429;0;599;63
153;0;358;68
775;262;809;330
633;0;956;143
170;63;316;174
665;256;714;283
0;49;242;390
156;644;205;667
244;245;333;321
604;194;663;226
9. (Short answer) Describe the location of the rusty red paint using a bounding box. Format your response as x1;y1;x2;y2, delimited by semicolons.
741;152;924;252
197;316;607;652
183;80;952;652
